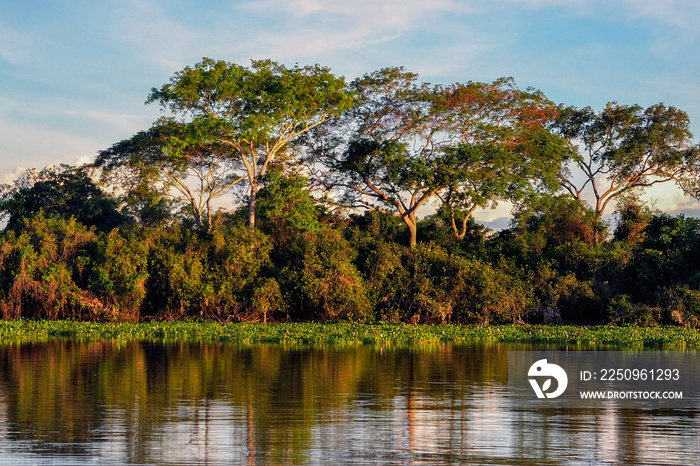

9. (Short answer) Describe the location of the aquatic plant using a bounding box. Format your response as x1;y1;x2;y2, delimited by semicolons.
0;320;699;349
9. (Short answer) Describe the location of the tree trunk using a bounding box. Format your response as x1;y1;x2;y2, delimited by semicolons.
405;213;417;248
191;201;204;231
247;181;258;229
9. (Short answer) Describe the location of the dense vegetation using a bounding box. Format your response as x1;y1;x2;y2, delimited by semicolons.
2;58;700;326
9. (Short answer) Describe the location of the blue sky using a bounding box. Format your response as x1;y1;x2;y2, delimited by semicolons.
1;0;700;226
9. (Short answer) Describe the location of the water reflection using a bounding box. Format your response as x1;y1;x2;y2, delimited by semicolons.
0;341;697;464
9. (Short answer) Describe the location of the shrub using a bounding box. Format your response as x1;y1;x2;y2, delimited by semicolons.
145;224;272;320
85;228;151;320
276;228;371;322
0;214;97;319
353;238;531;324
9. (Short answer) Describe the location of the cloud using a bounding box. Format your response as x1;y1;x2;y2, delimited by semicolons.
0;166;27;186
243;0;468;22
232;0;477;62
108;0;204;73
60;108;156;137
494;0;700;29
613;0;700;30
74;155;93;166
642;184;700;216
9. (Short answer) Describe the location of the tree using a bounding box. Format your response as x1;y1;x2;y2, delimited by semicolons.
256;170;320;242
553;102;700;218
312;69;564;247
146;57;355;228
433;78;567;239
0;164;125;233
96;119;245;231
310;67;439;248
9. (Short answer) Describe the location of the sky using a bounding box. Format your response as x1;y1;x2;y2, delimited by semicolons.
1;0;700;228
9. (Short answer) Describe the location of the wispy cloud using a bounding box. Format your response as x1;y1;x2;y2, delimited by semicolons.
108;0;203;73
243;0;469;22
234;0;476;62
495;0;700;29
643;184;700;215
613;0;700;29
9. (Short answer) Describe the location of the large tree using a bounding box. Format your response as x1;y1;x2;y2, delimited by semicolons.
312;69;565;247
96;118;244;231
146;57;355;228
433;78;567;239
553;102;700;218
310;67;438;248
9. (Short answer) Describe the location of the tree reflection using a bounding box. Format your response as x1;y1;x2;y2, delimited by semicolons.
0;341;696;464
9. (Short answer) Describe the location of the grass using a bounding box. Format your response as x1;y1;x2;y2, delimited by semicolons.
0;320;700;349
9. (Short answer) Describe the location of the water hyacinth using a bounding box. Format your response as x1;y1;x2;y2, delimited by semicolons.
0;321;699;349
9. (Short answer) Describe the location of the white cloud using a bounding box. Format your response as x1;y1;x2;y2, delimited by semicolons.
244;0;469;21
473;201;515;222
61;108;156;137
495;0;586;8
74;155;92;167
494;0;700;30
233;0;477;62
642;184;700;215
0;166;27;186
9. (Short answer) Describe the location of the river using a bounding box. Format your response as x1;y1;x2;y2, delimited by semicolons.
0;340;697;464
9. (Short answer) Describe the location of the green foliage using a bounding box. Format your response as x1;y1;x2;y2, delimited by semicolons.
350;233;530;324
0;165;126;233
2;320;700;350
275;228;371;322
417;208;489;257
96;120;243;231
612;195;653;243
625;214;700;299
85;228;151;321
655;286;700;327
251;278;285;323
146;57;355;228
256;171;320;240
347;211;408;244
144;223;273;320
314;68;566;247
0;214;97;319
510;195;607;251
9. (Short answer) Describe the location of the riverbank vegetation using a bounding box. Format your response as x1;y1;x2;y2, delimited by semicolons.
1;321;700;349
2;58;700;326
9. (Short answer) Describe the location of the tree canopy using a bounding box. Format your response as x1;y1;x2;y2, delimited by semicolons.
553;102;700;217
4;58;700;326
0;164;125;232
311;69;567;247
146;57;356;228
96;118;244;231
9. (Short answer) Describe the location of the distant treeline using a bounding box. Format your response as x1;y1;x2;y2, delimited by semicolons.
2;58;700;325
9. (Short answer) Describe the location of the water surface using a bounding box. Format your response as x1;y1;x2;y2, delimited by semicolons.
0;340;697;464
